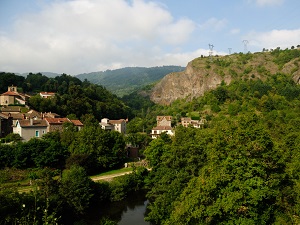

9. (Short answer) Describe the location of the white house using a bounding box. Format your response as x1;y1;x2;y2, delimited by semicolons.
100;118;127;134
151;116;174;139
13;118;48;141
151;126;173;139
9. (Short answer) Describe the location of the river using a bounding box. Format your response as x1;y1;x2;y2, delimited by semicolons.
87;190;151;224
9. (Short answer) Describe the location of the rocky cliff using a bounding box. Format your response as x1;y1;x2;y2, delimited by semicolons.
150;51;300;105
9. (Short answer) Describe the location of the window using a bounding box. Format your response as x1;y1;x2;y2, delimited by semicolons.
35;130;39;137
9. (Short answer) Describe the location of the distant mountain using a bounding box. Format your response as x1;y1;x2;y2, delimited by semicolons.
76;66;185;97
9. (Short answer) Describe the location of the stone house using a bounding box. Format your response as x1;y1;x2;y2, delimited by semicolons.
181;117;207;128
151;116;174;139
45;117;83;132
0;86;29;106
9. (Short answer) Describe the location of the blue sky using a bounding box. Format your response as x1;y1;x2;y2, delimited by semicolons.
0;0;299;75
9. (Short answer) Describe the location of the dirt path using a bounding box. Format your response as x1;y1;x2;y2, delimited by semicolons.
91;171;133;182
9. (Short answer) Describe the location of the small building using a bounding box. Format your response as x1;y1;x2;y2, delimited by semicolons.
181;117;207;128
39;92;55;99
100;118;127;134
156;116;172;126
13;118;48;141
151;116;174;139
45;117;83;132
0;86;29;106
151;126;173;139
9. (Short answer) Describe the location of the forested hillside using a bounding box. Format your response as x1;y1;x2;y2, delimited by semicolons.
0;72;132;120
141;57;300;224
76;66;185;97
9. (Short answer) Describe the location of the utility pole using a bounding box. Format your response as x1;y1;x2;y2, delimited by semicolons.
228;48;232;55
208;44;214;61
243;40;249;53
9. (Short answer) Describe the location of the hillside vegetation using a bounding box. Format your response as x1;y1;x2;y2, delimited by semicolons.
138;48;300;224
150;48;300;105
76;66;185;97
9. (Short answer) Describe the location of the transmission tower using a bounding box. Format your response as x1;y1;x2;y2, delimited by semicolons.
228;48;232;55
208;44;214;61
243;40;249;53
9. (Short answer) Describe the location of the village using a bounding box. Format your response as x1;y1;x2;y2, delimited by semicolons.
0;85;207;142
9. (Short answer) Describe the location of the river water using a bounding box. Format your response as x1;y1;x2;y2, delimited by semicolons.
88;191;151;224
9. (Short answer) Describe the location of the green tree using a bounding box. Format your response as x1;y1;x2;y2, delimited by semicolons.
59;166;93;215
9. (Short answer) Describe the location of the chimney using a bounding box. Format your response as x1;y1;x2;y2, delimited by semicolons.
30;117;33;126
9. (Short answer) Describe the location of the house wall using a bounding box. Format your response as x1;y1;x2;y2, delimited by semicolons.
17;127;47;141
47;124;64;133
0;96;15;106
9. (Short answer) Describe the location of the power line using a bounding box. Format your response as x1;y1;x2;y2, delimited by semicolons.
243;40;249;53
208;44;214;61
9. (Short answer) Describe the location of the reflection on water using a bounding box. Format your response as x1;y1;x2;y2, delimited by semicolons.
118;199;150;225
88;190;151;225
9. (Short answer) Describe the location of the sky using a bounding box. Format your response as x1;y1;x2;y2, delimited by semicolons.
0;0;300;75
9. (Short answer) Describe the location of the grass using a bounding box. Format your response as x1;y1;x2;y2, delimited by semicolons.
90;167;133;179
0;167;135;193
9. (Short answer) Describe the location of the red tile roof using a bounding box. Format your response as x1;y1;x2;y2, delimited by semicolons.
1;91;20;96
44;117;69;124
70;119;83;126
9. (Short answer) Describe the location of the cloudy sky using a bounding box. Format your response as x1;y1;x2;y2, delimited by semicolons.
0;0;299;75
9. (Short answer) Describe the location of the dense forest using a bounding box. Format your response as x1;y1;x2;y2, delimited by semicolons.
0;72;132;120
1;48;300;224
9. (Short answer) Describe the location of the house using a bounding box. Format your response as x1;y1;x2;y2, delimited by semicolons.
181;117;207;128
151;116;174;139
151;126;173;139
40;92;55;99
0;86;30;106
13;118;47;141
100;118;127;134
0;113;13;138
2;109;43;127
156;116;172;126
44;117;83;132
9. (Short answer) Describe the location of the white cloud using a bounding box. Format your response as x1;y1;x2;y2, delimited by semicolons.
0;0;196;74
199;18;227;31
230;28;240;35
249;0;284;7
246;29;300;50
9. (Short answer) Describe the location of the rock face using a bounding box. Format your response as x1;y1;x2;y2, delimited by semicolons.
150;51;300;105
150;61;232;105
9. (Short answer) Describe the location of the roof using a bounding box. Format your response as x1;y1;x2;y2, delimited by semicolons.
157;116;172;121
40;92;55;95
1;106;22;112
18;119;47;127
1;91;20;96
100;122;114;127
0;113;10;119
70;119;83;126
44;117;70;125
109;119;126;124
152;126;173;131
